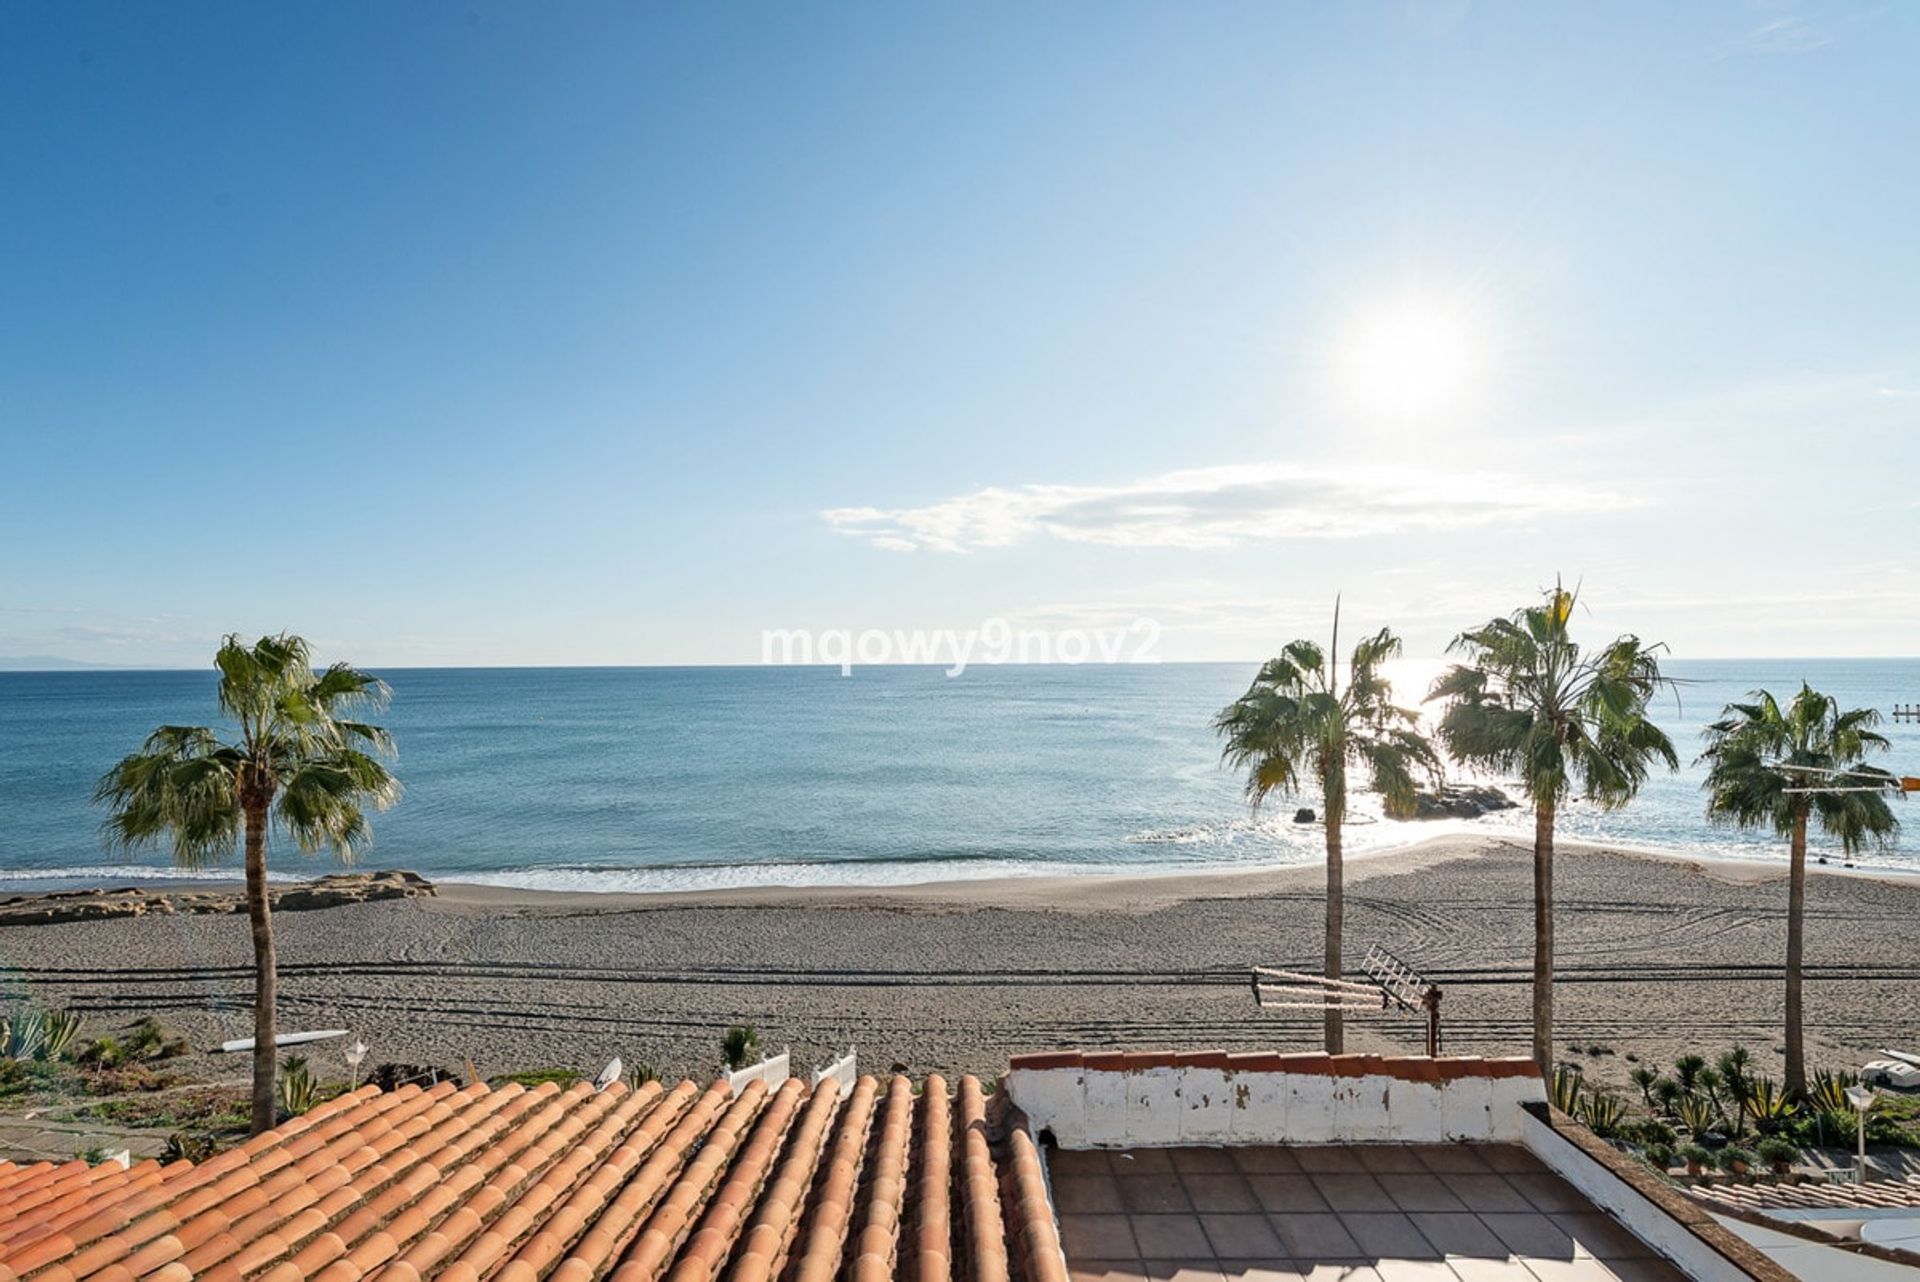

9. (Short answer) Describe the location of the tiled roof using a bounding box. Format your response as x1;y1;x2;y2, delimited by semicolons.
0;1072;1060;1282
1690;1172;1920;1214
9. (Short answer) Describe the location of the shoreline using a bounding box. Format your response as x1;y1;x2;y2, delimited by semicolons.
3;829;1910;915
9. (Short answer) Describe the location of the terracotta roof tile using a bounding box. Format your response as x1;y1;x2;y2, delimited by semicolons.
2;1064;1057;1282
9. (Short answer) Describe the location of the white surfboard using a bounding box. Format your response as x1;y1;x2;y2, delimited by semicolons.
217;1028;351;1054
1880;1049;1920;1068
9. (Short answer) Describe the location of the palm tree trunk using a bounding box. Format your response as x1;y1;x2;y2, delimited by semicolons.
244;800;278;1135
1785;812;1808;1097
1532;800;1555;1073
1324;808;1344;1054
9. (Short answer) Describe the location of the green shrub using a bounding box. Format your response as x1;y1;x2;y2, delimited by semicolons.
625;1062;660;1088
1642;1142;1675;1172
1756;1137;1798;1171
1718;1147;1757;1174
721;1026;760;1071
493;1067;582;1088
1678;1143;1714;1173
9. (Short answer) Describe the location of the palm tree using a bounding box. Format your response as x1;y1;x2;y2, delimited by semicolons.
1215;603;1441;1052
1428;583;1676;1071
95;634;399;1133
1700;685;1900;1095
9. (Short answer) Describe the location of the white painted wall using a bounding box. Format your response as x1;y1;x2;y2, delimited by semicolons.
1003;1064;1544;1148
726;1048;791;1097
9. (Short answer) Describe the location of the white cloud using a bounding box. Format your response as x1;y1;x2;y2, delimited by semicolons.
823;462;1638;553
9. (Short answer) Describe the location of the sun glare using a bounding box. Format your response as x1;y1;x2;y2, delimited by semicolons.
1337;297;1482;422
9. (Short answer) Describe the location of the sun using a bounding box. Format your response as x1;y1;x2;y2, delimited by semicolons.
1336;297;1482;422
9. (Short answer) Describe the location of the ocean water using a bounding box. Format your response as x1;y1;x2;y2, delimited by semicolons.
0;661;1915;894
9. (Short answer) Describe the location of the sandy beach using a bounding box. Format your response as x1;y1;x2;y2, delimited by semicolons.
3;836;1918;1096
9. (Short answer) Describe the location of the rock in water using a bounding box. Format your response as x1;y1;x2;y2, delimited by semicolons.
1397;785;1518;820
0;869;436;927
1293;807;1317;824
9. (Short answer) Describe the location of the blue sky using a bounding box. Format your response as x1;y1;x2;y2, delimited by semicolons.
2;1;1916;668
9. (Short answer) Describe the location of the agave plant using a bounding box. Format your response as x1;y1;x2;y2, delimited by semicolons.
2;1008;46;1061
625;1061;660;1088
1742;1076;1800;1134
1808;1068;1860;1114
41;1010;81;1060
1550;1064;1584;1115
277;1055;318;1118
1582;1090;1628;1137
1677;1092;1717;1136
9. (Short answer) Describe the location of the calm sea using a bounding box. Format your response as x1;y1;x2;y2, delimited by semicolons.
0;661;1915;894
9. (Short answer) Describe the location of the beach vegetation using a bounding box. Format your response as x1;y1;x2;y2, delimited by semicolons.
94;632;401;1135
722;1025;761;1070
625;1061;660;1088
1550;1064;1583;1115
1676;1093;1716;1137
1216;601;1441;1052
277;1055;318;1118
1742;1076;1797;1134
1429;581;1676;1070
1756;1136;1798;1174
2;1004;82;1061
1629;1065;1659;1108
1672;1054;1707;1092
1701;685;1901;1094
1641;1141;1675;1173
1580;1090;1628;1137
1717;1146;1756;1175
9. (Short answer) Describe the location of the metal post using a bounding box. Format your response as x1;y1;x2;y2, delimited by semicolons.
1424;987;1443;1058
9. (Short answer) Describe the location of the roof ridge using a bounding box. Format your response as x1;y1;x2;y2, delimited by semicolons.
953;1078;1007;1282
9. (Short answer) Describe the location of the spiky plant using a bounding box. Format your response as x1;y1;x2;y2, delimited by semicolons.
277;1055;318;1118
1216;601;1441;1052
96;634;400;1134
1630;1066;1660;1109
721;1025;760;1071
1702;686;1901;1094
1429;582;1676;1069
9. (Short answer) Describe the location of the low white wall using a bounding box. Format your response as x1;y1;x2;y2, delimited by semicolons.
1521;1108;1754;1282
726;1049;791;1097
1003;1054;1544;1148
813;1047;857;1091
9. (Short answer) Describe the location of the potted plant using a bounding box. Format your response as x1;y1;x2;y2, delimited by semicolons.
1679;1143;1714;1177
1757;1137;1798;1176
1643;1142;1675;1174
1720;1147;1757;1176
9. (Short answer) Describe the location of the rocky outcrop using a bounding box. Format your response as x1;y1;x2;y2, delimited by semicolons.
1396;785;1518;820
0;869;435;927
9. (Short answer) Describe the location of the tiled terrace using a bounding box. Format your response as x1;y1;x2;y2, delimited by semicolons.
1048;1144;1688;1282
